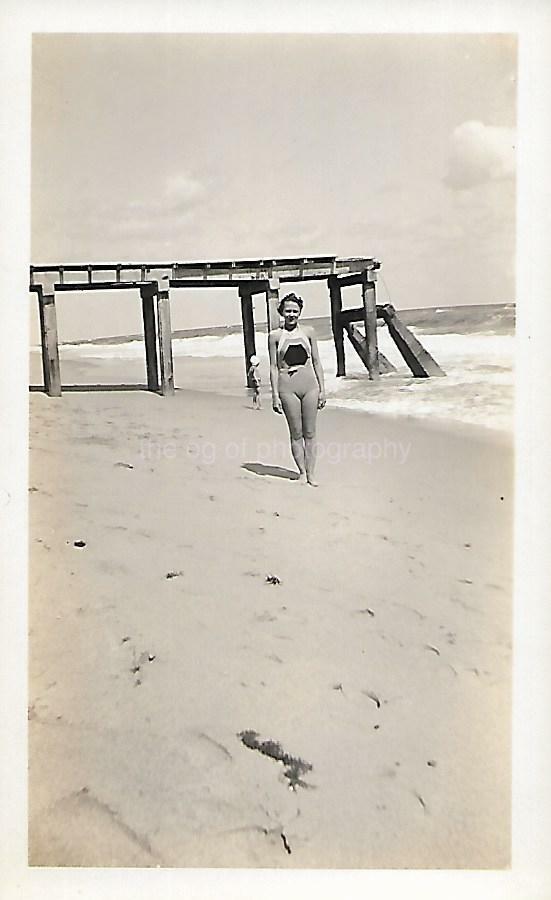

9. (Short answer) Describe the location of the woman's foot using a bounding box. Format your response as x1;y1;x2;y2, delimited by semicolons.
298;473;308;485
306;476;319;487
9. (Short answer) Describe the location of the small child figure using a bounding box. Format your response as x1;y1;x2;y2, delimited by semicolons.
247;354;262;409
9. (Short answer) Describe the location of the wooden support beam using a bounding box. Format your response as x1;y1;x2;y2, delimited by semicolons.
140;287;160;392
335;268;378;289
168;279;271;293
361;272;379;380
37;291;61;396
333;272;364;288
328;276;346;376
238;281;268;296
239;285;257;387
340;305;388;324
157;290;175;396
380;305;445;378
55;281;157;292
344;322;396;374
265;282;280;333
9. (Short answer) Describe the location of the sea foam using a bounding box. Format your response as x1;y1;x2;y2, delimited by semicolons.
32;310;514;433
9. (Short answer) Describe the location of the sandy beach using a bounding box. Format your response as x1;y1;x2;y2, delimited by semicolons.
28;356;513;869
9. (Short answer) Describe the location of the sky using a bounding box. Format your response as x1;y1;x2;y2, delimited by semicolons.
31;33;516;341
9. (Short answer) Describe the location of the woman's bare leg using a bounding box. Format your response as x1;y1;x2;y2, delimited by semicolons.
302;388;320;485
280;392;306;477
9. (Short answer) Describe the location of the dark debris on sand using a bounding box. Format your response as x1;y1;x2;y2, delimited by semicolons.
238;730;313;790
265;574;281;585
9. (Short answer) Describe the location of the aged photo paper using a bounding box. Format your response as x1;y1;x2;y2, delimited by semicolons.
1;2;550;899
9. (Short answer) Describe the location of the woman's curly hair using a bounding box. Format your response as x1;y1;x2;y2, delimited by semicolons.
277;293;304;316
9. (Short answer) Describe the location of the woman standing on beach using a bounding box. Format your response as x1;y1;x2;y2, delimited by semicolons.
268;293;326;486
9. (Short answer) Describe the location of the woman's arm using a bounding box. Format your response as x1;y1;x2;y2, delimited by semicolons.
268;331;283;413
308;329;326;408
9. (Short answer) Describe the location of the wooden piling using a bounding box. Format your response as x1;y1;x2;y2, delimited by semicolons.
38;291;62;396
344;322;396;374
361;271;379;380
157;290;175;396
265;282;281;333
328;275;346;376
381;305;445;378
239;285;257;387
140;286;160;392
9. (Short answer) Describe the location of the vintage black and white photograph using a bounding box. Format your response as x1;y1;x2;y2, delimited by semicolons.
26;31;517;870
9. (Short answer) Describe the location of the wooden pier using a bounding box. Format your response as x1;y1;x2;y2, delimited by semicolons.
30;255;443;396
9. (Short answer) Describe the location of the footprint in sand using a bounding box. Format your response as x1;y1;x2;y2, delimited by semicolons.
255;611;277;623
97;559;127;576
362;689;382;708
392;602;426;622
450;595;478;613
485;582;505;592
29;788;162;866
127;647;157;685
195;731;233;764
35;538;51;551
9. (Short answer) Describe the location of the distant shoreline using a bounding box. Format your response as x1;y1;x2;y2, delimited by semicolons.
60;301;515;346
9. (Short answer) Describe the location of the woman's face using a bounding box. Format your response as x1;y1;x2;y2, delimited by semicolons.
281;301;301;327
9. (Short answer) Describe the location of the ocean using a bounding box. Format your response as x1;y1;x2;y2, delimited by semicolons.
41;303;515;434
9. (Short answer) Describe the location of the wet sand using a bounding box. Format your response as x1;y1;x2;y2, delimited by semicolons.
28;356;513;868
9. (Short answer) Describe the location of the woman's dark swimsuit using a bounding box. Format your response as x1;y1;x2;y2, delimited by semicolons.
276;327;319;400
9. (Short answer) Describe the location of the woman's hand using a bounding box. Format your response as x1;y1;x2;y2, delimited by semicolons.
272;397;283;414
308;332;326;411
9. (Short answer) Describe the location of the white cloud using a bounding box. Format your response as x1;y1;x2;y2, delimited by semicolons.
124;171;207;217
163;172;206;209
445;121;515;190
84;171;208;249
